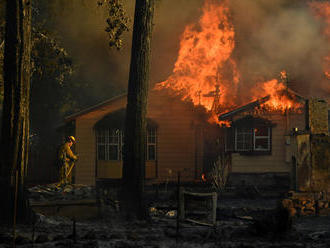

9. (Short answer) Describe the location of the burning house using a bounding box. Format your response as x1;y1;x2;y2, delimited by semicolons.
219;92;329;190
62;85;329;189
61;0;329;189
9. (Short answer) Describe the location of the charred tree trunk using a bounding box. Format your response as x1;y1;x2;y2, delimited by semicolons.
121;0;154;220
0;0;32;223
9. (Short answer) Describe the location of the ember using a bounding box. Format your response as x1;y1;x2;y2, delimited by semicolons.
201;173;206;182
252;78;304;112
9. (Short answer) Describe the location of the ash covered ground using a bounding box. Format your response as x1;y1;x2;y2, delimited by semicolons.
1;184;330;248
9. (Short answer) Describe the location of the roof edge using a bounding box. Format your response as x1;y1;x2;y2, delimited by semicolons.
219;95;270;120
64;93;127;122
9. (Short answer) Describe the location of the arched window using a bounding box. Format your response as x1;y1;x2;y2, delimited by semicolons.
147;127;157;160
95;109;158;161
96;129;123;160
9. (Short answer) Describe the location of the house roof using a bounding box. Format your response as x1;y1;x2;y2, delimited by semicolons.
219;95;270;120
219;88;306;121
64;88;197;122
64;93;127;122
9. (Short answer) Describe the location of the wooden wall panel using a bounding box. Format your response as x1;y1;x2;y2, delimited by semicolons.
71;91;203;184
231;112;305;174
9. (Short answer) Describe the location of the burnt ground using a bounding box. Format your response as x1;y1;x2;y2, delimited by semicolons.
1;185;330;248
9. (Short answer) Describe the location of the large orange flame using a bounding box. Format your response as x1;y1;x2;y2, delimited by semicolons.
155;0;239;112
253;78;303;112
155;0;309;123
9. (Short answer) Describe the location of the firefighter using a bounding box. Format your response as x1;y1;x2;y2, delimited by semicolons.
58;136;78;186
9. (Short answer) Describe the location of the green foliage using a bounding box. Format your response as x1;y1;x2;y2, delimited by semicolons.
103;0;130;49
1;0;130;146
32;31;73;85
30;29;76;121
35;0;130;50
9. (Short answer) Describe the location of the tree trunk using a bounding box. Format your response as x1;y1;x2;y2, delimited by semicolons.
0;0;32;223
121;0;154;220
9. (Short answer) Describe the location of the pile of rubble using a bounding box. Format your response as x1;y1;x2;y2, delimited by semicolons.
28;184;96;202
282;191;330;217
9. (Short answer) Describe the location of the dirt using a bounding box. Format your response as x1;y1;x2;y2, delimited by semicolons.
1;186;330;248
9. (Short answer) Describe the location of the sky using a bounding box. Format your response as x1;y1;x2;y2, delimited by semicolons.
53;0;205;102
53;0;329;104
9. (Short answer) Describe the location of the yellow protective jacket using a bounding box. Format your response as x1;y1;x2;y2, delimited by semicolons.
58;142;78;165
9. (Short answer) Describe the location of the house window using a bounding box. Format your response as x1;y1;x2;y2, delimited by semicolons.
235;127;253;151
147;127;157;160
230;126;271;154
225;115;273;154
96;129;123;160
96;129;107;160
108;129;121;160
96;127;157;161
254;127;270;151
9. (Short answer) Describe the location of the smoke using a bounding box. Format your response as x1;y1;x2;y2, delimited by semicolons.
52;0;329;105
229;0;329;100
51;0;204;104
52;1;132;102
150;0;204;84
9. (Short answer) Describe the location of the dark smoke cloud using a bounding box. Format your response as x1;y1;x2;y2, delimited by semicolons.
53;1;131;101
150;0;204;84
53;0;204;103
53;0;329;105
229;0;329;100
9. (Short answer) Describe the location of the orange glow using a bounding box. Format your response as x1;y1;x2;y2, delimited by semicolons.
201;173;206;182
280;70;287;81
208;112;231;127
155;0;307;121
155;0;239;112
217;120;231;127
252;78;303;112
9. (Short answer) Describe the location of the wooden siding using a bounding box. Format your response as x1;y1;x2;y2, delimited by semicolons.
74;118;96;185
147;93;200;182
72;91;203;185
231;111;306;173
74;97;126;185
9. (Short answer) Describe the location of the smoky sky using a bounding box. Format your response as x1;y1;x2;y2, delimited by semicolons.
229;0;329;100
53;0;329;104
53;0;204;102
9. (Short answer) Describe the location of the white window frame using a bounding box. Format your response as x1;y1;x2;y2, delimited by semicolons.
253;127;271;151
97;129;108;160
235;127;253;151
96;129;122;161
97;127;157;161
234;127;271;152
146;127;157;161
108;129;121;160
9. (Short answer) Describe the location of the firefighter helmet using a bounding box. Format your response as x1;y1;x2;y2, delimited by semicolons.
67;136;76;144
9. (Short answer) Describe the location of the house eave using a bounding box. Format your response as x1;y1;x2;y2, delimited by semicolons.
219;95;270;120
219;89;307;121
64;93;127;122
